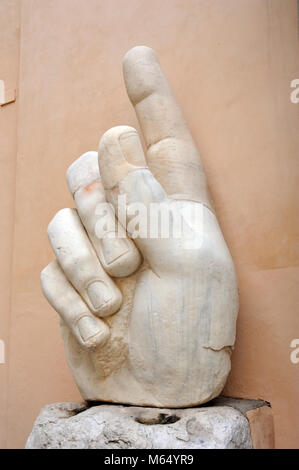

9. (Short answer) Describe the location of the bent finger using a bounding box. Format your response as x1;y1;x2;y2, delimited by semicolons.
67;151;142;278
47;208;122;317
41;260;110;348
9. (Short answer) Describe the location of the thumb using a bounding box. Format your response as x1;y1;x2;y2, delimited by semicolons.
98;126;170;261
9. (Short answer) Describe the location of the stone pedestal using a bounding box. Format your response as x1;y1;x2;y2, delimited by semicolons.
25;397;274;449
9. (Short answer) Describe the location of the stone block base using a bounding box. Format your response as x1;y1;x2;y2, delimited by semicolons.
25;397;274;449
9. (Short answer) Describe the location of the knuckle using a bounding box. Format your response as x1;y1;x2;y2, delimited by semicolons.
40;260;57;282
47;208;75;235
60;248;94;273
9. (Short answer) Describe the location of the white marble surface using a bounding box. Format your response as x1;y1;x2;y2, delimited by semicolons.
41;46;239;407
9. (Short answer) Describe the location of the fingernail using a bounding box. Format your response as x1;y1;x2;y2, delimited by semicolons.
78;316;100;342
66;151;100;196
99;126;147;189
87;281;112;310
119;131;146;166
101;234;129;265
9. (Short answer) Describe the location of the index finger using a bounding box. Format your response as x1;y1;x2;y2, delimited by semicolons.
123;46;213;210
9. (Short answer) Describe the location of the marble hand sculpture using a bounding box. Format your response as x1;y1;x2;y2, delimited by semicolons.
41;46;238;408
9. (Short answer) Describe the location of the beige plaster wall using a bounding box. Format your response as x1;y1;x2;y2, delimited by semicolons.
0;0;20;449
0;0;298;448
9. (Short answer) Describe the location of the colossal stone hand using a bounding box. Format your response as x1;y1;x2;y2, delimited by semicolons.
41;46;238;407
